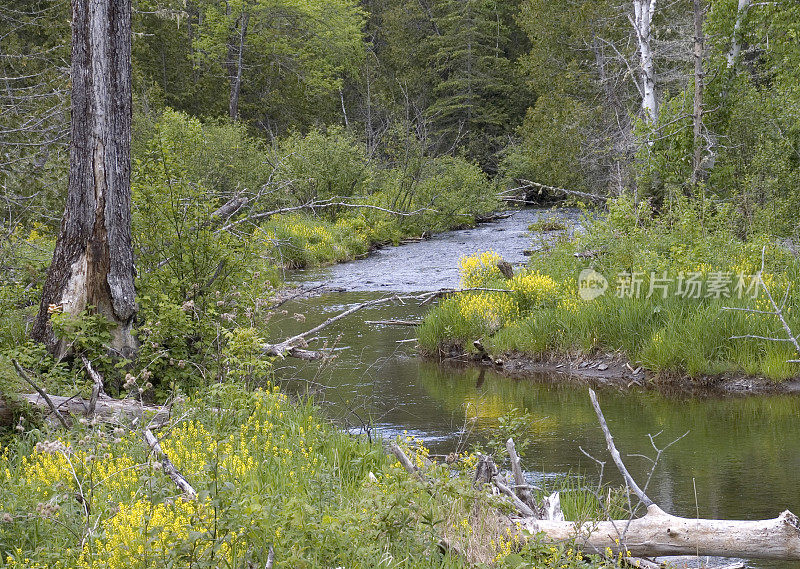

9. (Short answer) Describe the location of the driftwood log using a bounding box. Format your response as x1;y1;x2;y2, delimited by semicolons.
515;389;800;560
0;391;170;428
522;506;800;560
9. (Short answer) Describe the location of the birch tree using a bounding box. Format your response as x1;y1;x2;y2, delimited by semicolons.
725;0;750;68
630;0;658;123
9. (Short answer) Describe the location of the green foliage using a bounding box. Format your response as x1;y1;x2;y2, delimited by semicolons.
262;214;371;268
275;127;371;207
0;384;606;569
502;94;600;193
0;227;53;352
424;0;530;168
193;0;365;128
389;155;500;234
422;197;800;380
133;110;270;302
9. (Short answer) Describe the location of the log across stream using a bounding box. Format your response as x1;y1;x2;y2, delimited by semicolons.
271;208;800;569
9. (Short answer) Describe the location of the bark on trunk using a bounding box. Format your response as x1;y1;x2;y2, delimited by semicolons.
691;0;705;186
32;0;136;357
726;0;750;69
228;10;249;120
631;0;658;123
521;504;800;560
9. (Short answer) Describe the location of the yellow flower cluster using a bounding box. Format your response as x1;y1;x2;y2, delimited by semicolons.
160;388;319;486
457;292;519;331
4;548;50;569
3;386;328;569
77;499;232;569
558;296;583;314
490;525;521;563
451;516;473;535
394;432;431;470
509;271;561;310
459;251;503;288
21;438;139;503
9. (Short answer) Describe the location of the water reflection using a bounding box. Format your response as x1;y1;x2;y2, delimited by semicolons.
274;292;800;528
272;209;800;567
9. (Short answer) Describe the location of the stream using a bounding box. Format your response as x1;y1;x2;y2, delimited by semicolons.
272;208;800;568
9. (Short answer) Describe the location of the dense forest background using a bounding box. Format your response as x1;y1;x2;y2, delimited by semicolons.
3;0;800;386
3;0;800;236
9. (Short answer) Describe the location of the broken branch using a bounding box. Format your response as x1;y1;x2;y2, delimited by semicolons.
12;359;69;428
144;428;197;499
588;388;653;508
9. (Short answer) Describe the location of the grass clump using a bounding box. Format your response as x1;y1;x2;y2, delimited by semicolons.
420;196;800;381
528;219;567;232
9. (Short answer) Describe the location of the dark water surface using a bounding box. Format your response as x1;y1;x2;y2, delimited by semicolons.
273;209;800;568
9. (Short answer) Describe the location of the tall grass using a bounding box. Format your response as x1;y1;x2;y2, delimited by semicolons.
0;383;626;569
419;197;800;381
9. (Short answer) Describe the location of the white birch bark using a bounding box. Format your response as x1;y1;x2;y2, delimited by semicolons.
726;0;750;68
630;0;658;123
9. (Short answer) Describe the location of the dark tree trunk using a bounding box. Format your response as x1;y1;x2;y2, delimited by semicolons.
32;0;136;358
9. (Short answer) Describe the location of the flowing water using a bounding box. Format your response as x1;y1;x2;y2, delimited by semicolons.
272;209;800;568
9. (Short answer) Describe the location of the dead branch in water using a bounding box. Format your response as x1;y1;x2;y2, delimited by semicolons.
517;389;800;560
262;288;514;358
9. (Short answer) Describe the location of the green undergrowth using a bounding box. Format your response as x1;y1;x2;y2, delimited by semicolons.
419;196;800;381
0;383;624;569
0;108;500;394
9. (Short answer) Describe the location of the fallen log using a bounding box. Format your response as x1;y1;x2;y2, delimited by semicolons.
516;389;800;560
1;392;170;429
514;179;607;204
520;505;800;560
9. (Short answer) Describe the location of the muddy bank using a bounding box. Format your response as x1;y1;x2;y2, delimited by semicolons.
433;348;800;396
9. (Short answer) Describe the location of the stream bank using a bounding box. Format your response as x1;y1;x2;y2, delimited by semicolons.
441;349;800;396
272;207;800;569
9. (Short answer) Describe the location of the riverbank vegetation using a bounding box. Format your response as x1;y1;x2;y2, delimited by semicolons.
0;382;634;569
3;0;800;565
420;197;800;381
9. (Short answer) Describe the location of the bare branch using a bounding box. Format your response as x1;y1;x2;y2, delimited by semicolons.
143;428;197;499
589;388;653;507
12;359;69;428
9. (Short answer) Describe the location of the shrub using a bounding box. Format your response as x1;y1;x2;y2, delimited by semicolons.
273;127;371;208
